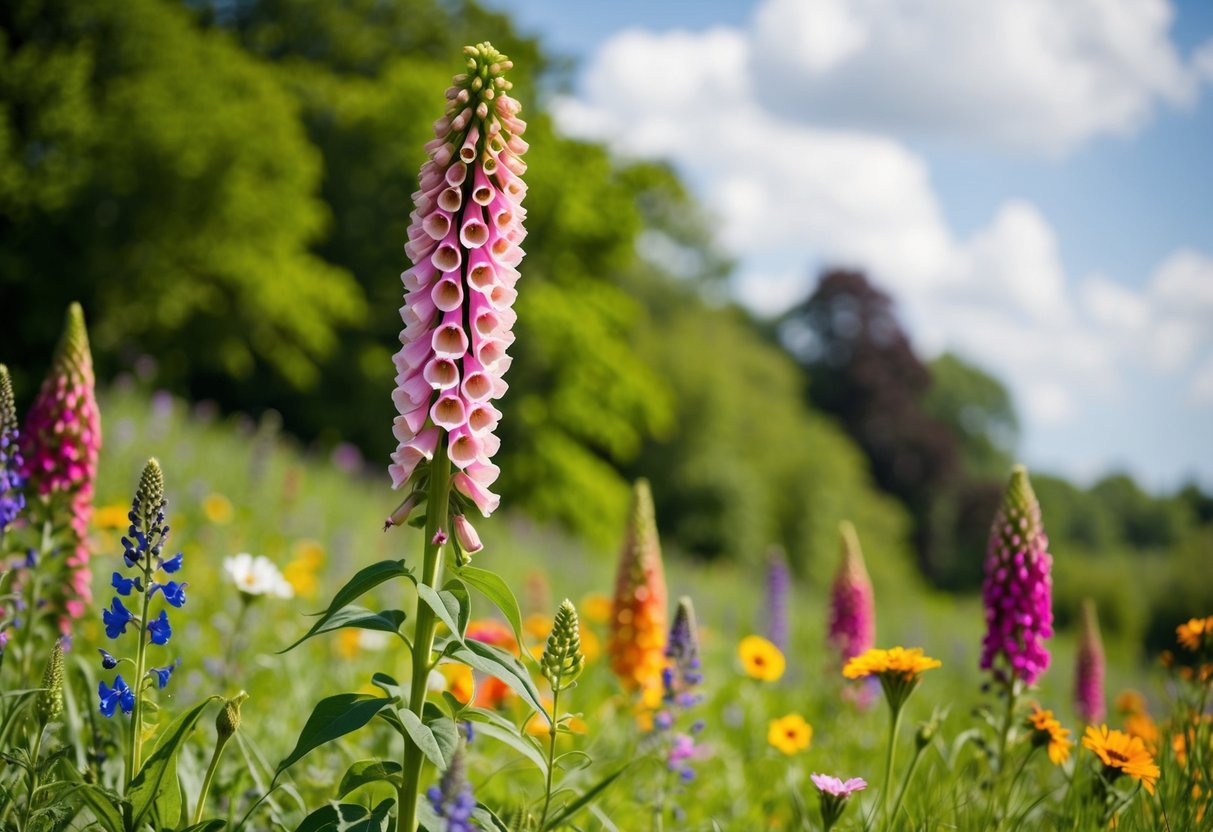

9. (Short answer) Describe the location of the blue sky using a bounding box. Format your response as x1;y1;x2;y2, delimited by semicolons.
489;0;1213;491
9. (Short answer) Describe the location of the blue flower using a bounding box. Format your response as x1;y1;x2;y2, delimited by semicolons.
147;610;172;645
150;580;187;608
98;675;135;718
150;661;179;689
103;598;135;639
111;571;142;596
98;648;118;670
160;552;183;574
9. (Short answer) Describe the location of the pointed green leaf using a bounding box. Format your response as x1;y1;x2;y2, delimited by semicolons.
453;640;547;716
127;696;220;831
280;606;406;653
337;759;404;799
284;560;413;654
455;566;527;652
542;766;629;831
276;695;392;776
416;583;464;641
398;709;446;770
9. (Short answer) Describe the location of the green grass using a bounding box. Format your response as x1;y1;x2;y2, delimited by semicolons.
69;385;1205;830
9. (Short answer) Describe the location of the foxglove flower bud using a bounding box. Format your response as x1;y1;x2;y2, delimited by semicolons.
1074;598;1106;724
0;365;25;531
764;546;791;651
980;465;1054;686
20;304;101;626
828;522;875;666
608;479;668;705
390;42;526;530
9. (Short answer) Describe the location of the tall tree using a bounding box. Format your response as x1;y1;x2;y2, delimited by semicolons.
781;270;965;581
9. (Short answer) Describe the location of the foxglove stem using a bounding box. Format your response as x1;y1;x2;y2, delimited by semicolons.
398;438;451;832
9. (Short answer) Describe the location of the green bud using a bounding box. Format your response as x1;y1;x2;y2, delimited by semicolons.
541;599;585;692
35;640;65;728
216;691;248;743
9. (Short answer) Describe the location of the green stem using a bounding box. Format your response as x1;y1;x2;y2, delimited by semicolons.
888;741;925;826
880;704;904;829
192;738;229;826
397;439;451;832
18;520;52;683
126;559;155;786
19;728;44;832
537;686;561;830
995;681;1019;774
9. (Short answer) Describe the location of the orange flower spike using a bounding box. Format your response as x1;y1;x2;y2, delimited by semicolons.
608;479;668;699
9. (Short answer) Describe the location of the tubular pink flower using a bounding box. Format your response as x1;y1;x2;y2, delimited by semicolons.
452;514;483;555
20;303;101;630
389;44;524;558
828;521;876;666
980;465;1054;686
1074;598;1106;724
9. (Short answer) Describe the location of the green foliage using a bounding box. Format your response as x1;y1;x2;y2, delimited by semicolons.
0;0;364;391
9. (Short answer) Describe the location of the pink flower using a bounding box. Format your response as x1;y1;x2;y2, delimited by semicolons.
828;522;875;666
452;514;483;556
810;774;868;797
389;43;526;533
20;303;101;630
980;465;1054;687
1074;598;1105;724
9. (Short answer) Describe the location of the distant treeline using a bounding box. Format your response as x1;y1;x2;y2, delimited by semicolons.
2;0;1208;650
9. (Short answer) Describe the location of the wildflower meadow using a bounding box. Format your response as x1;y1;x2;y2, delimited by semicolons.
3;6;1213;832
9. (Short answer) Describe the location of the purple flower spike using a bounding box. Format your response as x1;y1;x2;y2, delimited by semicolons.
765;547;791;651
828;522;875;667
1074;598;1105;724
979;465;1054;687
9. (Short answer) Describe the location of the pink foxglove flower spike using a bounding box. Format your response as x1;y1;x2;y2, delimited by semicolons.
980;465;1054;687
21;303;101;630
388;42;527;559
1074;598;1106;724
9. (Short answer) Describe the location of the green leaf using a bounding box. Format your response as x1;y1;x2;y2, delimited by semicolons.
276;695;392;776
398;709;446;770
370;672;406;702
179;822;226;832
75;784;125;832
126;696;219;831
337;759;403;799
473;804;511;832
465;720;547;774
453;640;547;716
280;606;407;653
455;566;528;652
415;583;464;641
442;578;470;639
423;702;458;770
284;560;413;654
542;766;629;831
296;802;368;832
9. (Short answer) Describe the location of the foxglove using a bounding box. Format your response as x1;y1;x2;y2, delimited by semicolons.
609;479;668;705
389;42;527;556
828;521;875;666
980;465;1054;686
20;303;101;625
1075;598;1106;724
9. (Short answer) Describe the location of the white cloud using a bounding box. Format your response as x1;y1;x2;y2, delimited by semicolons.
748;0;1198;156
552;0;1213;480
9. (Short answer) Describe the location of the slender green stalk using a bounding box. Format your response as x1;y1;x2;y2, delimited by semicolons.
126;555;155;785
995;681;1020;774
537;686;561;829
192;743;225;826
880;704;904;829
19;728;44;832
397;439;451;832
888;738;926;825
18;520;52;682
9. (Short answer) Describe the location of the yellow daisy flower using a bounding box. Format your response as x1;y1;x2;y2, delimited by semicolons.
1026;704;1073;765
739;635;785;682
1082;724;1160;795
842;646;942;680
768;714;812;755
